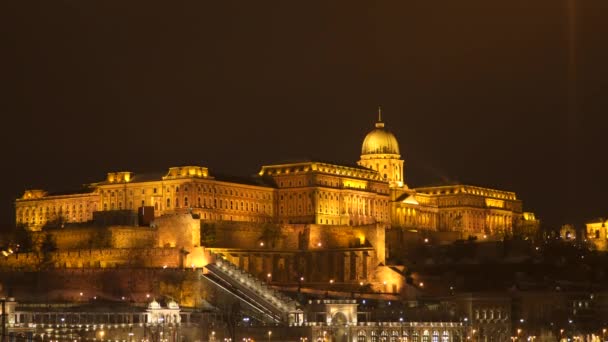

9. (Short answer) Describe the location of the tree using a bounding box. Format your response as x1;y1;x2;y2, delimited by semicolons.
0;223;33;252
201;223;217;247
29;232;57;270
260;221;282;248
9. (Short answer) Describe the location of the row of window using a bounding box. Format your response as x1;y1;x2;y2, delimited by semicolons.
351;329;453;342
101;184;272;200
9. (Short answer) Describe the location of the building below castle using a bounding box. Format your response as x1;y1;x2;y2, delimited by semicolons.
15;114;539;241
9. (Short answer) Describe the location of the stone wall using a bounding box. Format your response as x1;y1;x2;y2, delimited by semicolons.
155;214;200;249
0;248;183;270
0;268;208;308
44;226;156;250
109;227;156;248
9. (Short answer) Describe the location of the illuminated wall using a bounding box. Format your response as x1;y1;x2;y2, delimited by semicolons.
258;162;391;225
415;185;524;237
15;191;99;231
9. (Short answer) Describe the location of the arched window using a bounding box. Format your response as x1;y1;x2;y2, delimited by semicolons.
412;331;419;342
175;198;180;208
184;197;188;207
166;198;171;208
432;331;439;342
422;330;430;342
442;331;449;342
357;330;367;342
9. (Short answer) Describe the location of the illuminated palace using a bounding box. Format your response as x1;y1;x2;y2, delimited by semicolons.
15;114;538;239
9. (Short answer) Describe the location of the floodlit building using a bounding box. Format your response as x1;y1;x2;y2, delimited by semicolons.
15;113;537;241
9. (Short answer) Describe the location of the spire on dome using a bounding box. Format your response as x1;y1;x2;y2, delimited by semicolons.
376;106;385;128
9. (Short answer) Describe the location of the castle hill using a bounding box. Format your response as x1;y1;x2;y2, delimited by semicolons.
1;115;607;342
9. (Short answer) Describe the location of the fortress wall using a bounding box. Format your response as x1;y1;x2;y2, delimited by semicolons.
0;268;207;308
155;214;200;248
48;229;98;250
308;224;354;249
109;227;156;248
211;222;266;248
0;248;183;270
44;226;156;250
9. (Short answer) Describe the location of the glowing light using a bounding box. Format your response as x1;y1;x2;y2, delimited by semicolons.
419;282;424;287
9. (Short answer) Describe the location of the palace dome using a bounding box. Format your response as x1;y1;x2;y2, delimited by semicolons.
148;299;161;310
361;121;400;155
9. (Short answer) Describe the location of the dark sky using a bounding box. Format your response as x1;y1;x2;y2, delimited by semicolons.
1;1;607;229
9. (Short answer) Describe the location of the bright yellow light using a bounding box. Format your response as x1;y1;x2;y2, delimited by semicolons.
485;198;504;208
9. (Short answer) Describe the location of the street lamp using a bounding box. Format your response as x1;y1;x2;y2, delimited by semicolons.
268;330;272;342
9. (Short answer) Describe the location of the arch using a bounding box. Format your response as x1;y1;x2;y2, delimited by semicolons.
422;330;429;342
432;331;439;342
332;312;348;325
357;330;367;342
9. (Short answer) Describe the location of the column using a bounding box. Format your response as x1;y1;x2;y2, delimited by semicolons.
343;251;350;282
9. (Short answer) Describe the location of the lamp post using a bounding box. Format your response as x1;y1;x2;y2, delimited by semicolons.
267;330;272;342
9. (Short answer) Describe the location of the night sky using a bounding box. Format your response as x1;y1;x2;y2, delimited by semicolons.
1;1;607;229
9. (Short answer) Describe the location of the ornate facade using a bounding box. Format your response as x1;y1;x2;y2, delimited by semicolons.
15;114;537;239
